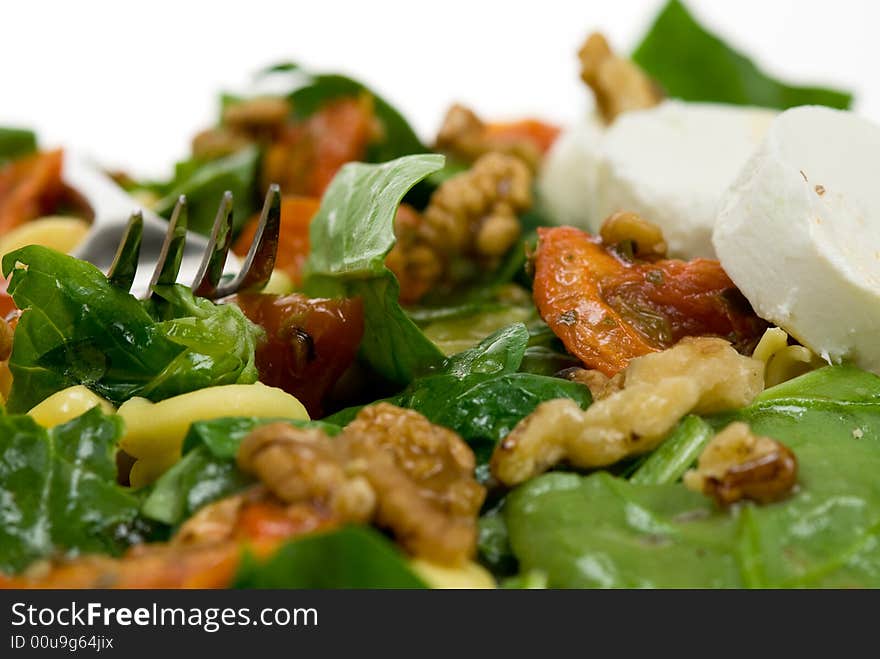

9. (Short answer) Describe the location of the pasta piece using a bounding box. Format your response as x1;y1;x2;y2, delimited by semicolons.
119;383;308;487
0;216;90;259
27;385;115;427
409;559;496;589
752;326;826;387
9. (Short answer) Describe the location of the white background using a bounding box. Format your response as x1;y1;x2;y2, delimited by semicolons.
2;0;878;177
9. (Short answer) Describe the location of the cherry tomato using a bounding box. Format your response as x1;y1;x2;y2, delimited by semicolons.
234;293;364;417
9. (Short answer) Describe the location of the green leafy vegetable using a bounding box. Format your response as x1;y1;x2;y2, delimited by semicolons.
0;127;37;165
261;62;426;163
630;416;714;485
634;0;853;110
142;417;341;526
326;324;591;471
2;247;262;412
0;408;145;574
234;525;426;588
152;146;260;235
478;508;517;577
506;471;742;588
303;155;446;384
506;365;880;588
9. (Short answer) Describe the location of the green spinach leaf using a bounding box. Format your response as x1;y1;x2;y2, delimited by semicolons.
153;146;260;235
634;0;852;110
234;525;426;588
303;155;446;384
2;247;262;412
506;471;742;588
325;324;591;471
0;127;37;165
261;63;426;163
505;365;880;588
0;408;144;574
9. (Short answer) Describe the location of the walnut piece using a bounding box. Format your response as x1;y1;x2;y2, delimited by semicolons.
386;152;531;304
491;337;764;486
599;211;668;259
559;367;624;401
237;404;486;565
579;33;662;123
435;103;542;170
684;422;798;506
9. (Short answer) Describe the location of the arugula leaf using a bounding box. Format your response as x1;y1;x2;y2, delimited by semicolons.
303;155;446;383
142;417;341;526
506;365;880;588
260;63;426;163
1;247;262;412
234;525;427;588
0;408;145;574
152;146;260;235
0;127;37;166
634;0;853;110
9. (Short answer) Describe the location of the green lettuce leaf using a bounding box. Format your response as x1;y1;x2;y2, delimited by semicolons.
234;525;426;589
634;0;853;110
505;365;880;588
303;155;446;384
2;246;262;412
0;408;145;574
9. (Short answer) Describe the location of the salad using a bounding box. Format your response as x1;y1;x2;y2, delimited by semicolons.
1;0;878;589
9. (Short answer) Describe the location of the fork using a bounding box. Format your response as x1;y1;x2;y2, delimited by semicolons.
66;152;280;299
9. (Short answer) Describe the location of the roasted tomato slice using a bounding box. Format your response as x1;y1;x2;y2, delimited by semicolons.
533;226;767;375
234;196;320;286
263;96;376;198
484;119;560;156
0;149;65;234
234;293;364;417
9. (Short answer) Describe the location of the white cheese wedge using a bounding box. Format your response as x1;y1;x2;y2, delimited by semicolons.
537;113;604;227
713;105;880;373
539;100;775;258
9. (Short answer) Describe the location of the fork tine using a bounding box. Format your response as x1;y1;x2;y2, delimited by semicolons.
107;211;143;292
214;184;281;299
192;191;235;298
147;195;188;295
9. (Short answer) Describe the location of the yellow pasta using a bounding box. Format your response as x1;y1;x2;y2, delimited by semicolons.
409;559;496;589
752;327;825;388
27;385;115;427
0;216;90;259
119;382;309;487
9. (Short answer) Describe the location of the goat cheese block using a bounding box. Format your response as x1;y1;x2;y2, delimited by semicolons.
539;100;775;258
714;106;880;373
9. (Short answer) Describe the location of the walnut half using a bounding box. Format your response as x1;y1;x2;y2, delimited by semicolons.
491;337;764;486
237;404;486;565
684;422;798;506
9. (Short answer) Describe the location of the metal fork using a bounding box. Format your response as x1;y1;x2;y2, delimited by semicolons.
66;152;280;299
